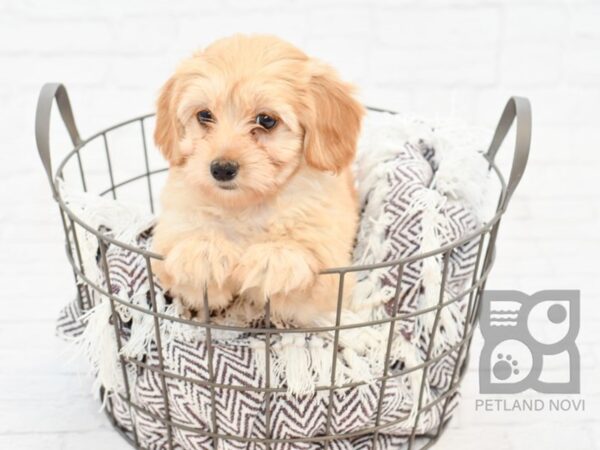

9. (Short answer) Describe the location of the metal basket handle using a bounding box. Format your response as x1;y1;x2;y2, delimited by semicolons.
35;83;82;198
486;96;532;210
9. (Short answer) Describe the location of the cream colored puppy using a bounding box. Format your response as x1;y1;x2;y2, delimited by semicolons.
151;35;363;326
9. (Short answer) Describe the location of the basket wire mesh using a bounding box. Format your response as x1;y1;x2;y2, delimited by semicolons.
36;83;531;449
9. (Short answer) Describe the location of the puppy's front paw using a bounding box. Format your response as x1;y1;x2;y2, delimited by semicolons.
164;237;239;289
233;243;318;298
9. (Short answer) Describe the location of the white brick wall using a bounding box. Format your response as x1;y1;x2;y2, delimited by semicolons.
1;0;598;448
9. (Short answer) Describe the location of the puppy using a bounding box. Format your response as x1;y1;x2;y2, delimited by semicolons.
151;35;364;326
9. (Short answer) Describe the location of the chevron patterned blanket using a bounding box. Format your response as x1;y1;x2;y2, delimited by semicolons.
57;112;490;449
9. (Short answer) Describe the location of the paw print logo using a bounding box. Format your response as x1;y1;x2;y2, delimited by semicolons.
493;353;519;380
479;290;580;394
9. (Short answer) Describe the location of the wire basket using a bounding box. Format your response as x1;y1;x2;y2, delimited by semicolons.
36;83;531;450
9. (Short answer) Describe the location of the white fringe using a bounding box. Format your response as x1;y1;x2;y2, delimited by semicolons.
75;301;123;401
120;290;159;359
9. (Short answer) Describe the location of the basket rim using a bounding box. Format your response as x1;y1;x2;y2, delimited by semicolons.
52;110;508;273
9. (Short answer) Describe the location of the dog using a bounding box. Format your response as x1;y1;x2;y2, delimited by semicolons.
151;35;364;326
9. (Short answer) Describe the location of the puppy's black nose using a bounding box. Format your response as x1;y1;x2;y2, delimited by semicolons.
210;159;239;182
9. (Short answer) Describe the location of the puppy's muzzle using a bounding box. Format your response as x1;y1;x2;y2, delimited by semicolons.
210;159;239;182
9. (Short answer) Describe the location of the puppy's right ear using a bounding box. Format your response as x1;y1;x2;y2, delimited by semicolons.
154;76;183;166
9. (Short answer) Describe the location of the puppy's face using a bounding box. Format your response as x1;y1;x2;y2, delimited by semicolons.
155;35;364;208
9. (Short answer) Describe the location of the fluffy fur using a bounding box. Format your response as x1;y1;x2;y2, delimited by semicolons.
151;35;364;326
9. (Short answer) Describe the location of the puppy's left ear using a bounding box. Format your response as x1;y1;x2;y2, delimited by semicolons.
302;62;364;173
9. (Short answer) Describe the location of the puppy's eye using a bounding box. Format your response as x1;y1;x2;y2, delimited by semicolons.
255;114;277;130
197;109;214;124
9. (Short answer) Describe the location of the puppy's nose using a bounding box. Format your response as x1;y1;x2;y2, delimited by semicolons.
210;159;239;182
